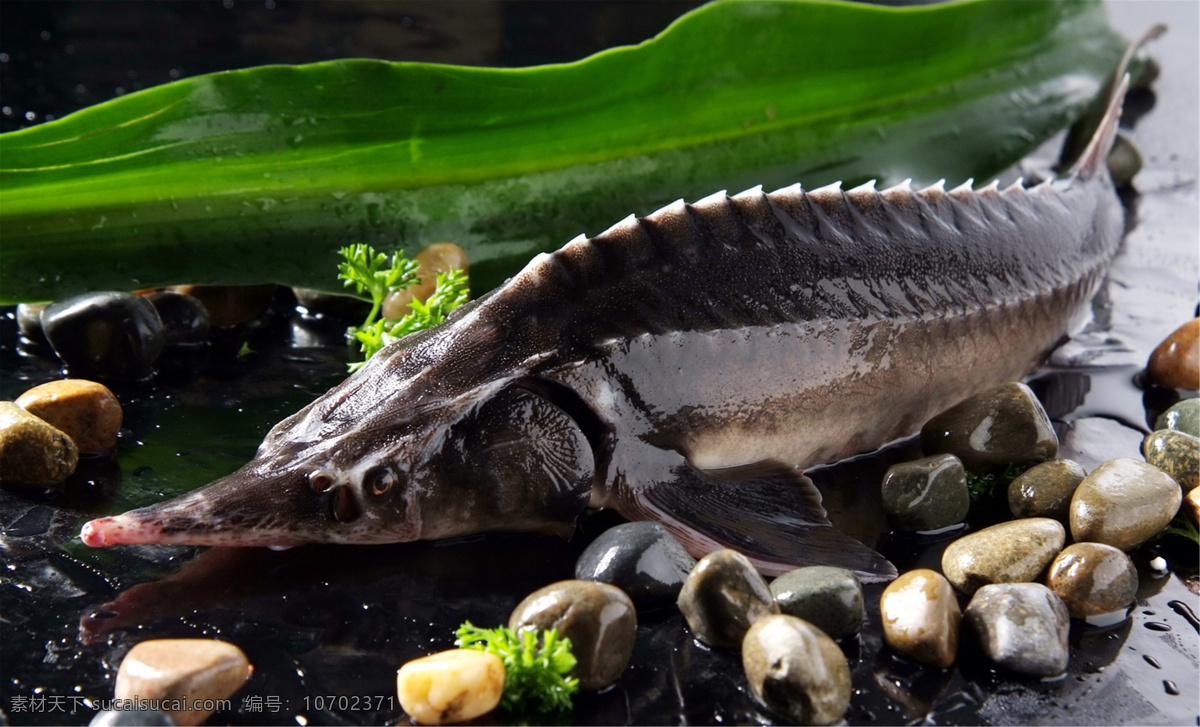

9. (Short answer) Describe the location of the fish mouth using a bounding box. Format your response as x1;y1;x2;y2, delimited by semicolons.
79;510;312;548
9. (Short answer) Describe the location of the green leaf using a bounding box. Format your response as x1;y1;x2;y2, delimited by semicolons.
0;0;1126;304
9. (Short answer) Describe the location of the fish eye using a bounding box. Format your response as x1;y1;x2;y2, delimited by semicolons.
363;465;396;496
309;471;334;493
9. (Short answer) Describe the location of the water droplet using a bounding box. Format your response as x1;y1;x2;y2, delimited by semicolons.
24;111;36;121
1143;655;1162;669
1163;680;1179;695
1144;622;1171;632
39;30;51;41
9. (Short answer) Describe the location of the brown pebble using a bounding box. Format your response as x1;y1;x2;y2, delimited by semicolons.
1046;542;1138;618
880;569;961;668
169;284;276;328
16;379;122;454
114;639;251;726
1147;318;1199;391
1185;487;1199;527
382;243;469;320
0;401;79;486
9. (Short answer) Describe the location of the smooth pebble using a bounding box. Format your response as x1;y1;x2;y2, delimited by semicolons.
742;614;851;725
89;709;176;726
144;291;212;346
941;518;1065;595
677;549;779;649
1143;429;1199;491
0;401;79;486
964;583;1070;676
575;521;695;611
881;454;969;531
509;579;636;690
382;243;469;319
16;379;122;454
397;649;504;725
1146;318;1199;391
41;292;165;380
169;284;276;328
879;569;961;668
1156;398;1200;437
1070;458;1182;550
114;639;251;726
769;566;863;639
1046;542;1138;618
920;382;1058;471
1007;459;1087;521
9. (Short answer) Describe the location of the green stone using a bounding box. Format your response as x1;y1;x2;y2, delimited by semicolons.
1156;399;1200;438
1007;459;1087;521
1143;429;1199;492
769;566;863;639
881;454;969;531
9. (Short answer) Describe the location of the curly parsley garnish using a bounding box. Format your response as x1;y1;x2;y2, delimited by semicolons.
336;243;468;372
455;622;579;720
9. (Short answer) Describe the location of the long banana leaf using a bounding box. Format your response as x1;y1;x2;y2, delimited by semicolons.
0;0;1125;304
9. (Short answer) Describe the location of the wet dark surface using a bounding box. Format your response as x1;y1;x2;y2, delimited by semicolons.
1;1;1198;725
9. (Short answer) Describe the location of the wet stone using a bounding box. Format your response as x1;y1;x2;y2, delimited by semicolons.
1107;131;1143;186
574;521;695;612
16;379;123;454
509;579;636;690
89;709;176;726
292;287;370;318
677;549;779;649
1046;542;1138;618
880;569;961;669
742;614;851;726
0;401;79;486
396;649;504;725
382;243;470;320
1007;459;1087;521
920;382;1058;471
1147;318;1199;391
1185;487;1200;526
1156;398;1200;437
964;583;1070;677
144;291;211;346
41;292;165;381
114;639;251;726
169;284;276;328
881;454;969;531
769;566;863;639
1143;429;1199;492
16;302;47;342
941;518;1065;595
1070;458;1183;551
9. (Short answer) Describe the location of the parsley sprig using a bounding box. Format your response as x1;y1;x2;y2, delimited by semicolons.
455;622;579;719
336;243;469;372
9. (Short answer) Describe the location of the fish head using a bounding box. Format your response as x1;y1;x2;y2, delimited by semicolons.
81;354;597;548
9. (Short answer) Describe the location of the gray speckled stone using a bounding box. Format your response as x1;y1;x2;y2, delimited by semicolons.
575;521;695;611
1007;459;1087;521
1143;429;1199;492
677;549;778;649
921;382;1058;471
881;454;969;531
941;518;1065;595
1046;542;1138;618
1070;458;1183;551
1156;399;1200;438
769;566;863;639
509;579;636;691
965;583;1070;677
742;614;851;726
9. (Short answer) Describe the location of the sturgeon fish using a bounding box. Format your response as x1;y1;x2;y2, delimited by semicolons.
80;55;1147;580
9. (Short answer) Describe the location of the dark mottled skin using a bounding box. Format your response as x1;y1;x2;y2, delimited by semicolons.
81;77;1128;580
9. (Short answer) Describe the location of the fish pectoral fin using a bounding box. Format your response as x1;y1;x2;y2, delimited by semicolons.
627;457;896;582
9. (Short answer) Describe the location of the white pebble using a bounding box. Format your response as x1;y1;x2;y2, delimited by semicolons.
397;649;505;725
1150;556;1168;574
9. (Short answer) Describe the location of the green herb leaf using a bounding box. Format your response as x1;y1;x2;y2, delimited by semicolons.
455;621;579;719
0;0;1126;304
1161;512;1200;546
338;244;468;371
966;463;1029;501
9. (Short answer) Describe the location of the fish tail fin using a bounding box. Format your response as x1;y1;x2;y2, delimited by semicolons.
616;450;896;582
1066;23;1167;180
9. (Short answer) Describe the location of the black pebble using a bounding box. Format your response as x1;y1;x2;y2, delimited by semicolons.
575;521;696;611
145;291;212;346
41;292;165;381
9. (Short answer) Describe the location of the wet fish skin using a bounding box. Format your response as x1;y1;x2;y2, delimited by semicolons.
81;70;1134;581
